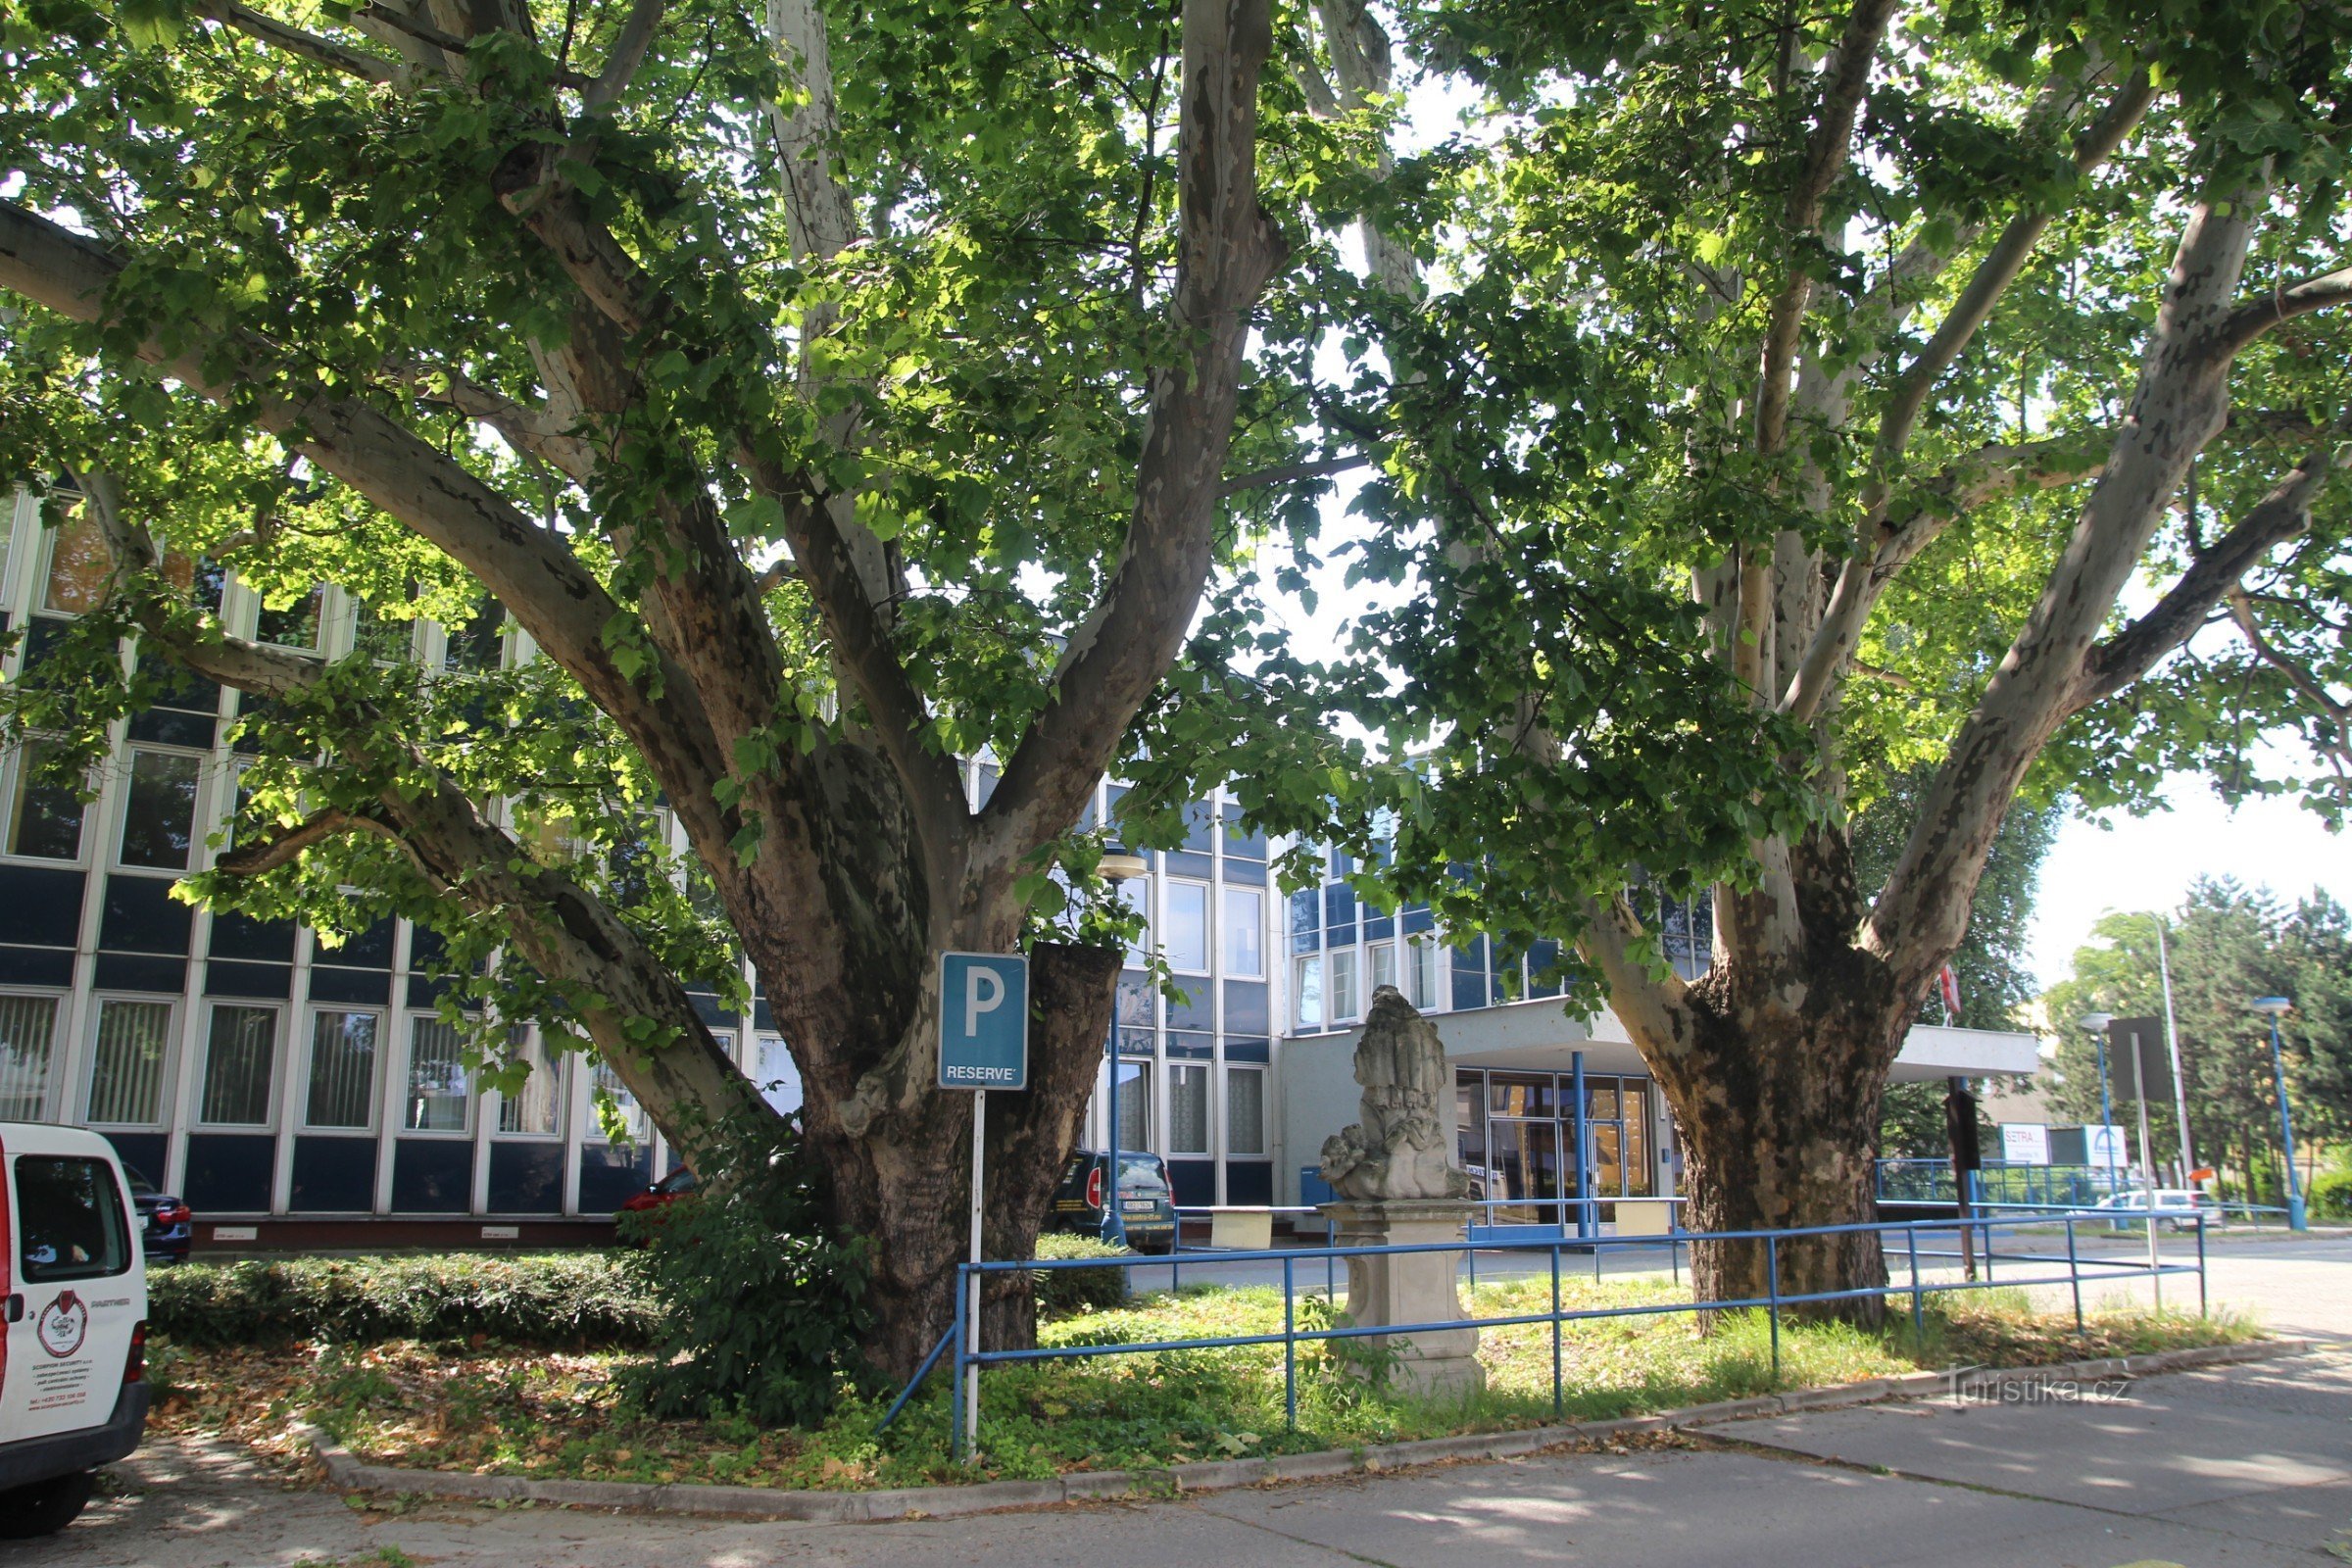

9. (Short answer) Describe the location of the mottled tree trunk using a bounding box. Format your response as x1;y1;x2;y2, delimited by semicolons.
796;943;1122;1382
1657;994;1897;1324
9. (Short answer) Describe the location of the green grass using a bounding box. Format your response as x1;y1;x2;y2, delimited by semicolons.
156;1274;2261;1492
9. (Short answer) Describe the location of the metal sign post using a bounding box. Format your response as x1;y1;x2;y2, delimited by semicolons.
2109;1018;2169;1309
938;952;1029;1461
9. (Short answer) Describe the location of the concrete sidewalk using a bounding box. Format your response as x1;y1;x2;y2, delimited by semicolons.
19;1235;2350;1568
19;1347;2344;1567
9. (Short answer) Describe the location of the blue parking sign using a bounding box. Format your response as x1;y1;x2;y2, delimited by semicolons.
938;952;1029;1091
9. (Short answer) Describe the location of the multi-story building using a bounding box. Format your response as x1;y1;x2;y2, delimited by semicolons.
0;488;2034;1247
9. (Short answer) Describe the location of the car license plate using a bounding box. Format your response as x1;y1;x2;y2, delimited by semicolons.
1122;1200;1155;1213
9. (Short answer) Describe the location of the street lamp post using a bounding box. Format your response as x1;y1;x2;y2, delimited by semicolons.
2249;996;2307;1231
1099;852;1149;1247
2080;1011;2117;1198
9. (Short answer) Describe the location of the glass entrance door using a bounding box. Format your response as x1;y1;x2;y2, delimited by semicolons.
1488;1116;1562;1226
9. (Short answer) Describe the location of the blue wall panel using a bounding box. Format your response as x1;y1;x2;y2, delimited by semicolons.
486;1142;564;1214
184;1133;276;1212
390;1139;473;1213
577;1144;654;1214
290;1136;377;1211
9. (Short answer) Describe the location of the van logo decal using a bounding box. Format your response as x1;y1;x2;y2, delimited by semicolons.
37;1291;88;1358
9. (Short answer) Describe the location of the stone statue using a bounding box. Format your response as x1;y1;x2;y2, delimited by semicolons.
1319;985;1471;1200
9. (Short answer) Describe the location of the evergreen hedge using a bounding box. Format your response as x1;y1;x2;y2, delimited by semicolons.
148;1252;657;1348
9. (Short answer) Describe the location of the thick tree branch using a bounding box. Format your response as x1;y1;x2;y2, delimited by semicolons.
1750;0;1898;461
1866;186;2259;993
978;0;1287;883
584;0;663;114
196;0;402;81
2074;432;2343;708
1219;453;1367;496
1873;73;2155;468
2219;265;2352;356
0;200;737;858
79;466;766;1154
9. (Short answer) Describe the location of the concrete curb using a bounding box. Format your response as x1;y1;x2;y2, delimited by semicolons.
300;1337;2310;1523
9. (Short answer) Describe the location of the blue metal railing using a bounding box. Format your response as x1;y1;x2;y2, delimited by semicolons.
915;1207;2207;1460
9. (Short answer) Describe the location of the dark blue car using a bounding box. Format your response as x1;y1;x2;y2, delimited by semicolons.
1050;1150;1178;1254
123;1166;192;1264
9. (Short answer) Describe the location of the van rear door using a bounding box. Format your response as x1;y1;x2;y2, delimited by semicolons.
0;1132;143;1444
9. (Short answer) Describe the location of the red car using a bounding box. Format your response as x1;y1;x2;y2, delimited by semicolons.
617;1166;698;1217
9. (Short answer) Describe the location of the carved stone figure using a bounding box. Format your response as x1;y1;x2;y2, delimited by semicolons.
1319;986;1471;1200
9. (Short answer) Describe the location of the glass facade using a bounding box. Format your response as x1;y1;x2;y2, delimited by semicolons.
1456;1066;1664;1226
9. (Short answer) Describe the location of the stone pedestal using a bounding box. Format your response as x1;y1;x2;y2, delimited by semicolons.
1319;1199;1486;1398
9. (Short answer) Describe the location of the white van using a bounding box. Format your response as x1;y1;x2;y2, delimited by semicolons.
0;1123;150;1538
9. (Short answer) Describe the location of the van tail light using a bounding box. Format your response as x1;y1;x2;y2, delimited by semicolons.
163;1204;192;1226
123;1320;148;1384
1085;1165;1103;1209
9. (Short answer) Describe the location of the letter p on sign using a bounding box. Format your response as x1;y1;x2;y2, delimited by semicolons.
938;952;1029;1091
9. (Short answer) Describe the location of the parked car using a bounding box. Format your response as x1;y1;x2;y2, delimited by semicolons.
2093;1189;2219;1231
617;1165;699;1220
0;1122;151;1539
121;1167;192;1266
1048;1150;1178;1254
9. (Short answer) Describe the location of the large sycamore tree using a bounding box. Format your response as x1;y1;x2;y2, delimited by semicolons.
0;0;1304;1373
1235;0;2352;1308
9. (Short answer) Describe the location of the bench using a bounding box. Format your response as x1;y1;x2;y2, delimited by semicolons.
1206;1206;1275;1250
1614;1199;1676;1237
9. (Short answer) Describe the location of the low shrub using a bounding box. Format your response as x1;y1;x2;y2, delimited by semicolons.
618;1111;870;1428
1032;1232;1131;1318
2308;1167;2352;1222
148;1251;657;1348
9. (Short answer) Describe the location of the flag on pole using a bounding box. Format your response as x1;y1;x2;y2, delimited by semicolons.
1936;963;1963;1023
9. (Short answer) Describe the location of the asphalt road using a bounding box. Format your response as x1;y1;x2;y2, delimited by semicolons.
15;1233;2350;1568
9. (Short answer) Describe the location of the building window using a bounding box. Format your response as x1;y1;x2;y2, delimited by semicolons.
1294;954;1323;1030
0;993;61;1120
199;1004;278;1126
86;999;172;1126
755;1032;802;1114
1114;1058;1152;1152
1226;1065;1266;1155
1115;877;1150;966
118;748;203;870
1167;1062;1210;1155
1163;880;1209;972
405;1017;471;1132
305;1009;381;1129
1405;932;1444;1010
441;599;506;672
1223;887;1263;977
496;1030;563;1136
40;508;113;614
1329;947;1360;1023
3;743;86;861
1368;940;1396;998
254;586;323;651
591;1057;648;1143
351;598;417;663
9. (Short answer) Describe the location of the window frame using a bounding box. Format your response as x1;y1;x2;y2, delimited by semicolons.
1367;939;1396;999
1165;1060;1211;1155
195;1000;284;1130
300;1004;387;1133
1328;945;1360;1024
1161;877;1211;974
1224;1063;1267;1156
1294;953;1324;1031
81;994;177;1130
113;744;208;874
493;1027;566;1140
0;740;92;867
0;988;67;1122
402;1013;474;1136
1222;886;1264;978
